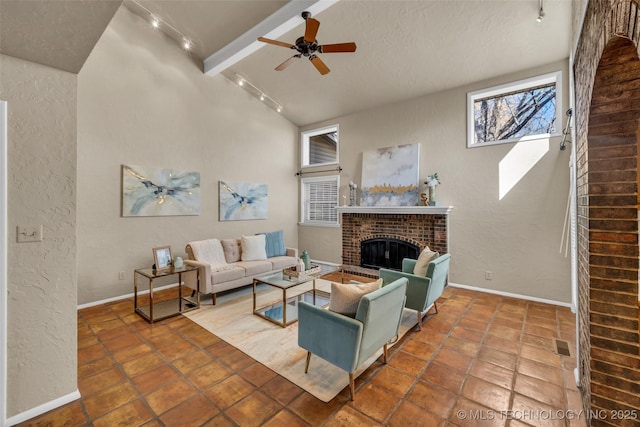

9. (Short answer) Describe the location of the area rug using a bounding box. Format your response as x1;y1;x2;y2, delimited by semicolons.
183;279;418;402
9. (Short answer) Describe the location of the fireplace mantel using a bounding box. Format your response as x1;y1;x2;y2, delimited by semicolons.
336;206;453;215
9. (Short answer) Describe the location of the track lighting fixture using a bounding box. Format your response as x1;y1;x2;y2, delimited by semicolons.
537;0;545;22
128;0;195;53
233;73;283;113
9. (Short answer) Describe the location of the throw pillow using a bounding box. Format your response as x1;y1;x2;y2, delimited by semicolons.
329;279;383;317
257;230;286;257
241;234;267;261
413;246;439;276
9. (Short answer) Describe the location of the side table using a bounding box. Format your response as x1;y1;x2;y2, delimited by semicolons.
134;265;200;323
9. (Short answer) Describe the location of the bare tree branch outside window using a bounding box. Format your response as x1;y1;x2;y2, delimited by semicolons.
473;83;556;145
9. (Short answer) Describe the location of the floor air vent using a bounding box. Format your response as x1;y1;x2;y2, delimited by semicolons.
555;339;571;356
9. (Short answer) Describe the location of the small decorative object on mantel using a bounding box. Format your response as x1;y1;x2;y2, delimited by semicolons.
420;192;428;206
349;181;358;206
425;173;441;206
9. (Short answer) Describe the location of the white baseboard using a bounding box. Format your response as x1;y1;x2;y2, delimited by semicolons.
77;283;179;310
448;282;571;308
5;390;80;427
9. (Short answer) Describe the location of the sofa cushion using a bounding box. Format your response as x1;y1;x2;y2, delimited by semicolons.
258;230;287;257
269;255;297;270
413;247;439;276
221;238;242;263
236;260;272;276
210;266;245;285
241;235;267;261
329;279;383;317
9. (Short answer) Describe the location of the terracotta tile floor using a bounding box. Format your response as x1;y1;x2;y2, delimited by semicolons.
20;276;586;427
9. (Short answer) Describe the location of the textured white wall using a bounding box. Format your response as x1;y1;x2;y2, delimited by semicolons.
299;60;572;303
0;54;78;416
77;7;299;304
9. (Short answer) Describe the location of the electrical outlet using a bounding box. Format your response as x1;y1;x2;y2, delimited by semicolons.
118;271;125;280
485;271;493;280
17;225;42;243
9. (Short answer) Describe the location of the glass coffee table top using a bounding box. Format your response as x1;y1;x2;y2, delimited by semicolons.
253;270;326;327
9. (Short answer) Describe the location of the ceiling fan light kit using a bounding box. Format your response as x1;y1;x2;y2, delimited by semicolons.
258;11;357;75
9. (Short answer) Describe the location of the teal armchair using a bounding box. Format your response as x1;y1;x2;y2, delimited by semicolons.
297;278;407;400
379;253;451;330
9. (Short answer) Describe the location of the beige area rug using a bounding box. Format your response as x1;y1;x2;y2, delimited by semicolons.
183;279;418;402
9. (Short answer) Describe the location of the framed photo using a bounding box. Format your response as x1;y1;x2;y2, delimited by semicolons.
153;246;173;271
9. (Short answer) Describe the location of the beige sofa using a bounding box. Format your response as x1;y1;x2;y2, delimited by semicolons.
183;236;298;304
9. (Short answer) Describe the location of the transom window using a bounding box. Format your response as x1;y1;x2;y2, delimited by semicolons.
467;71;562;147
301;125;339;167
300;175;339;227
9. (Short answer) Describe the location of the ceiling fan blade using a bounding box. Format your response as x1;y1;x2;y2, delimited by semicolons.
275;55;300;71
258;37;295;49
310;55;330;75
320;42;357;53
304;18;320;42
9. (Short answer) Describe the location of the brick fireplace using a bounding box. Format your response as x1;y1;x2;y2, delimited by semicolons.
337;206;452;268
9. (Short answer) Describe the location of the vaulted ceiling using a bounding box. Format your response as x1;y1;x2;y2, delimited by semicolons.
0;0;573;126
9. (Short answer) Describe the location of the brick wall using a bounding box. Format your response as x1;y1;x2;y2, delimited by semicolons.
340;213;448;266
575;0;640;424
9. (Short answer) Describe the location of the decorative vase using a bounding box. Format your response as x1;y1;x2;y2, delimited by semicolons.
300;250;311;270
297;258;306;272
428;186;439;206
173;256;183;269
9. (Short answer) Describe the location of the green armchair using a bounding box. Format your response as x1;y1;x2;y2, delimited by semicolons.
297;278;408;400
379;253;451;331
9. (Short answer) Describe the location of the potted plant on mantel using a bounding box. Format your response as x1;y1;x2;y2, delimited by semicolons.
425;173;440;206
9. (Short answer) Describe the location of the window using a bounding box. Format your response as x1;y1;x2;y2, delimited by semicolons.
300;176;339;226
301;125;339;167
467;71;562;148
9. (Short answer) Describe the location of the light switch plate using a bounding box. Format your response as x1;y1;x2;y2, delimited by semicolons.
17;225;43;243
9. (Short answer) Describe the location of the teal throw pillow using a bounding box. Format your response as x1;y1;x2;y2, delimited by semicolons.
258;230;286;257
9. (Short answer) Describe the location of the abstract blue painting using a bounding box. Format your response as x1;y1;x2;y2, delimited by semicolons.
219;180;268;221
122;165;200;216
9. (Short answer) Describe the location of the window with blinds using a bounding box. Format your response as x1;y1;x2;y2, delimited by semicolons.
300;176;339;226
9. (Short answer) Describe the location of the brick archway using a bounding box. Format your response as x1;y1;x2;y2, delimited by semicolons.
576;0;640;419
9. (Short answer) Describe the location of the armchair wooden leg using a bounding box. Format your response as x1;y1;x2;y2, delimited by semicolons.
383;344;388;364
349;373;355;401
212;293;217;305
433;301;438;314
304;351;311;374
416;310;423;331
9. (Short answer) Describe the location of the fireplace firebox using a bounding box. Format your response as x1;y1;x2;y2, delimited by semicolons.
361;238;420;271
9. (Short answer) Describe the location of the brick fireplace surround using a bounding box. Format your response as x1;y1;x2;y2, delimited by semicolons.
337;206;452;267
575;0;640;420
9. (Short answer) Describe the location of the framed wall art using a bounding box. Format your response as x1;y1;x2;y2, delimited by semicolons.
219;180;268;221
122;165;200;217
360;143;420;206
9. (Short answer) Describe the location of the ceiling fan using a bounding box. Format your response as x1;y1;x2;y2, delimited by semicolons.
257;11;357;75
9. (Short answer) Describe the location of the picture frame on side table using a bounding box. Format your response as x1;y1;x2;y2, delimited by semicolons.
153;246;173;272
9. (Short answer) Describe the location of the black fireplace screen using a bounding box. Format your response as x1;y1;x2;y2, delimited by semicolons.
360;238;420;271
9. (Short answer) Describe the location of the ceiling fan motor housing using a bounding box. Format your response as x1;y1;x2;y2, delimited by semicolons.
294;36;319;56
